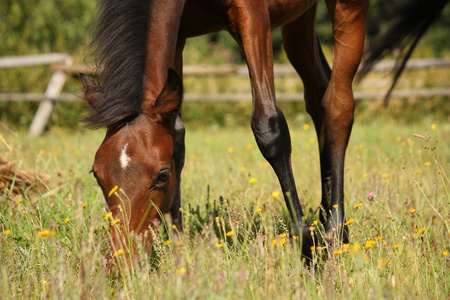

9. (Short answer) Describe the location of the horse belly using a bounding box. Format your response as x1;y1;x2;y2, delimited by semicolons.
179;0;317;37
267;0;318;28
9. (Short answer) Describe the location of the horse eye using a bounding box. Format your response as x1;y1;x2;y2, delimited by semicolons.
90;169;102;187
155;170;170;185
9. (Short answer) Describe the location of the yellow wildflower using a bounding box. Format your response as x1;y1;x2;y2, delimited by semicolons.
278;233;286;238
108;186;118;197
382;173;389;178
354;203;362;209
418;228;426;234
226;231;234;237
104;212;113;220
414;170;421;175
311;220;318;226
240;167;246;172
249;178;257;184
164;240;171;245
409;209;416;214
443;251;448;257
342;244;350;251
272;239;278;247
82;203;88;209
333;250;343;256
3;229;11;236
64;218;70;224
39;230;50;237
256;207;262;213
246;144;253;150
227;147;234;154
365;241;373;249
217;243;223;248
431;124;436;131
111;219;120;226
344;219;354;226
303;124;310;130
424;162;431;166
333;204;338;209
176;268;186;275
376;236;383;241
351;243;361;253
17;198;23;204
292;235;298;240
113;249;123;257
394;244;399;249
280;238;286;247
271;191;280;198
363;173;368;178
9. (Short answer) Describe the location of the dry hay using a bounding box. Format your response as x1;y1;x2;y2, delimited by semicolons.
0;153;49;196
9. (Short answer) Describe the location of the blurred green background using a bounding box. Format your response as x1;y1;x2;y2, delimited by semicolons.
1;0;449;130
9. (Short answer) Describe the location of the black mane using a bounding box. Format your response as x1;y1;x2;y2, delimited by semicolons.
84;0;148;128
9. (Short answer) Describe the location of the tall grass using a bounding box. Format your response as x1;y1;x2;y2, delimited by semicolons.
0;116;449;298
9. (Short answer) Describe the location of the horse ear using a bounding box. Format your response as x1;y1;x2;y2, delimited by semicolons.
77;73;103;109
153;68;183;118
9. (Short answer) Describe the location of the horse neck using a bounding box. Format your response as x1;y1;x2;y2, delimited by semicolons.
143;0;186;103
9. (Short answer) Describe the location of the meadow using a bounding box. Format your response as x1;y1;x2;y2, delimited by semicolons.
0;110;449;299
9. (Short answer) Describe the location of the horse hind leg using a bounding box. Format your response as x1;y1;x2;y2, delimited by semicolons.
282;3;332;234
283;0;368;247
318;0;368;245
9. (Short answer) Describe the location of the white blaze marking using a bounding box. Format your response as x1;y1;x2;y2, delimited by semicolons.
120;143;131;169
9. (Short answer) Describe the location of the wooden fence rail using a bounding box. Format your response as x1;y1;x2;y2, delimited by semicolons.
0;53;73;137
1;54;449;136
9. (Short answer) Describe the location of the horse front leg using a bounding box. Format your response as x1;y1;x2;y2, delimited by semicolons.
321;0;369;246
171;38;187;231
227;0;314;259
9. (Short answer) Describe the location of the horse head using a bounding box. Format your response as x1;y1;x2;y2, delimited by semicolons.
79;69;182;256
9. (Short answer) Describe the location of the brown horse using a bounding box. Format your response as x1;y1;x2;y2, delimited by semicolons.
79;0;369;261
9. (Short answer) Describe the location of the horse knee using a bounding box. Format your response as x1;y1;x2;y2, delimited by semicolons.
322;92;355;130
251;107;291;162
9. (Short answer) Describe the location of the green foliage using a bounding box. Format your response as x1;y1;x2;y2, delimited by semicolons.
0;0;95;55
0;0;449;131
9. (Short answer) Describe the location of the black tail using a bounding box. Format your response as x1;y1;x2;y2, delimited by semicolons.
85;0;148;128
359;0;449;105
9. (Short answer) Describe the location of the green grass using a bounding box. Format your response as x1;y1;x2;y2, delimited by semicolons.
0;116;449;299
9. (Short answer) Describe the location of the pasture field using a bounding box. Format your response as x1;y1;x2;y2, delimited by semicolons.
0;115;449;299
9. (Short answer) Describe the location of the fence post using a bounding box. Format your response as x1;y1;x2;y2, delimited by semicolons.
28;56;73;137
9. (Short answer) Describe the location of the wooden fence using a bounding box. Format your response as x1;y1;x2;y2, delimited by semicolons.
1;53;449;137
0;54;72;137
